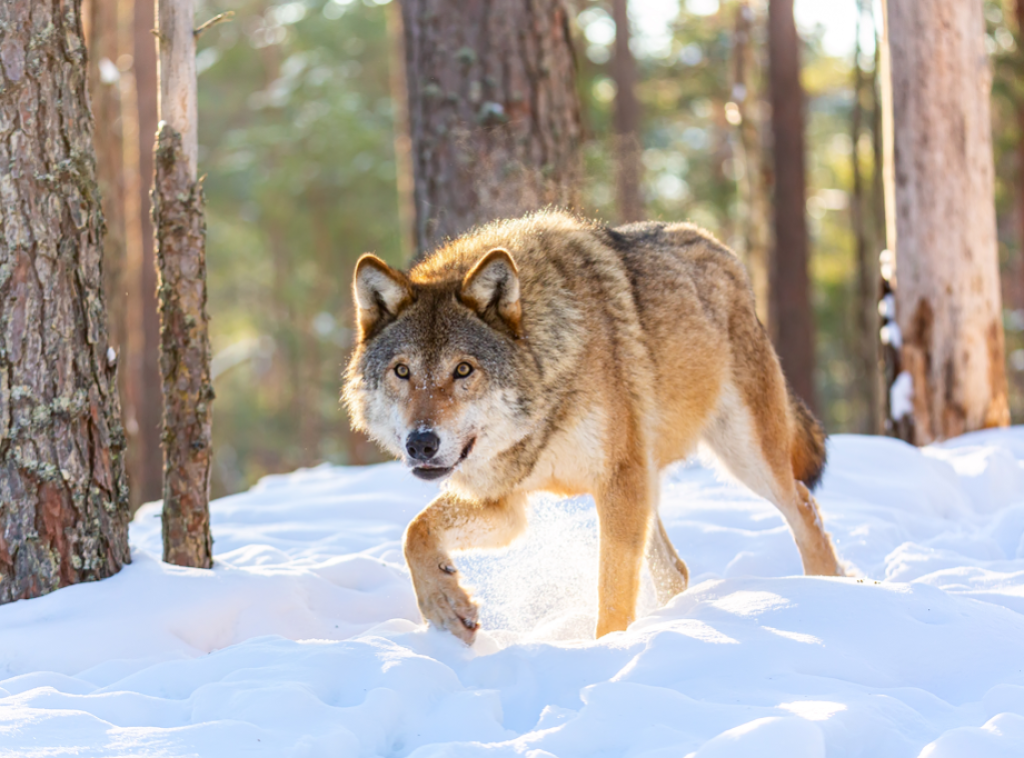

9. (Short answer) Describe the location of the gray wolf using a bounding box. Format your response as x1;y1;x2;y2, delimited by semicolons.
344;211;844;644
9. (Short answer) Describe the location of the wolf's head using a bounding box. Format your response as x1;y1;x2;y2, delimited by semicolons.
343;248;536;484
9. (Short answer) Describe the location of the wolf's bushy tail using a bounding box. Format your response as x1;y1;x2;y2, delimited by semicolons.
790;394;827;491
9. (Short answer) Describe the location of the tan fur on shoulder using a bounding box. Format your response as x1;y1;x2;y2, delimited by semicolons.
344;211;844;644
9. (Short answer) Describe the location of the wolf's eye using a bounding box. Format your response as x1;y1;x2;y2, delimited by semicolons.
394;364;410;379
454;362;473;379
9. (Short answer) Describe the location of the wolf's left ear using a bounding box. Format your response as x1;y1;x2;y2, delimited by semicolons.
353;254;413;341
460;248;523;338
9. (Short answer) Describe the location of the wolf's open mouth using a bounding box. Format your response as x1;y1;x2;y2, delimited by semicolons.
411;438;476;481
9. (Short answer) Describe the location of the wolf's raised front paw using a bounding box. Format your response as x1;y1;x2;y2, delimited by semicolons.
417;564;480;644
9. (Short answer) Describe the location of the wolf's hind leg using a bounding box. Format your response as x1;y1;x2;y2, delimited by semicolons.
702;386;843;577
645;515;688;605
404;492;527;644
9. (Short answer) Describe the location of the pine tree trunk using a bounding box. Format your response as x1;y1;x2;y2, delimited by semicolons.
84;0;128;363
0;0;131;602
767;0;816;412
401;0;582;258
123;0;163;506
881;0;1010;444
154;0;213;568
612;0;643;223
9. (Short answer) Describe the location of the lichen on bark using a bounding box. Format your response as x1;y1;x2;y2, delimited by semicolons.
151;122;213;569
0;0;131;603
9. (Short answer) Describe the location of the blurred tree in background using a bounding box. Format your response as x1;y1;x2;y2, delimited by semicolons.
194;0;401;494
86;0;1024;498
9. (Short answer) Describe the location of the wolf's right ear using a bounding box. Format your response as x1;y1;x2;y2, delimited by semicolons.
353;254;413;341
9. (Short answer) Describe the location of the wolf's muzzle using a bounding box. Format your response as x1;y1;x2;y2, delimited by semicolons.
411;437;476;481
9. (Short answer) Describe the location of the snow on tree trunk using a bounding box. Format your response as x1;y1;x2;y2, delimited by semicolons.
154;0;213;568
0;0;131;602
767;0;817;413
881;0;1010;444
401;0;582;258
612;0;643;223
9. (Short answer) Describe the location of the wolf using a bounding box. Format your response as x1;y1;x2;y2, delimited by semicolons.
344;211;844;644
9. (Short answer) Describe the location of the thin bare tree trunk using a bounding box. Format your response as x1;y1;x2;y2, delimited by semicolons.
124;0;163;506
154;0;213;568
767;0;816;412
881;0;1010;444
0;0;131;603
402;0;582;258
612;0;643;222
732;1;770;327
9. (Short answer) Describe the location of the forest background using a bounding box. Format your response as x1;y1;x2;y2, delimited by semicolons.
86;0;1024;503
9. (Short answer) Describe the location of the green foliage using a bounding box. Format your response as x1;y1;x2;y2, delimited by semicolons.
196;0;398;494
194;0;1024;494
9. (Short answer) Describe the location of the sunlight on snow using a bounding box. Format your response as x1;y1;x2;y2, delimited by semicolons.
711;590;793;616
763;627;823;646
778;701;849;721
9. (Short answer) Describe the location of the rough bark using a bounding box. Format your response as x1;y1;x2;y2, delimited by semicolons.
154;0;213;568
732;1;770;328
767;0;816;412
152;125;213;568
123;0;163;506
0;0;131;603
611;0;643;223
401;0;582;258
882;0;1010;444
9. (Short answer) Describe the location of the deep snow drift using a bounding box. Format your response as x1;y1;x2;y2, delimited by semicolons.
3;430;1024;757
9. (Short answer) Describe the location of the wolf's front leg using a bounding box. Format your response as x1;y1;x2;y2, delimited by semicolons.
594;461;653;638
403;491;527;644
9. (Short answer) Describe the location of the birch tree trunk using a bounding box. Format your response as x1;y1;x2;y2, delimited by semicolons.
767;0;816;412
401;0;582;258
612;0;643;223
882;0;1010;444
0;0;131;602
154;0;213;568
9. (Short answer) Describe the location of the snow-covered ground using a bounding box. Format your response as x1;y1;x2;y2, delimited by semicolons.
3;431;1024;757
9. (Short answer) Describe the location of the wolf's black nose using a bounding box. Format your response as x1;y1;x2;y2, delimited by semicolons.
407;430;440;461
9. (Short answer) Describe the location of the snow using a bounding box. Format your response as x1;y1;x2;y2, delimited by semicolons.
3;430;1024;757
880;321;903;350
890;370;914;420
